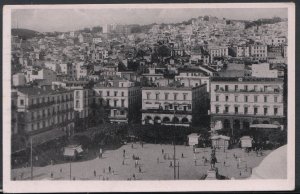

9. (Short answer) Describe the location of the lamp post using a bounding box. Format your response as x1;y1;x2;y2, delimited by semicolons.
30;138;33;180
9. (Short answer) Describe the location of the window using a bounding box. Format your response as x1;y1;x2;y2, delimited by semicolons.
169;104;173;109
107;99;110;106
114;100;117;107
183;93;187;101
216;106;219;113
107;91;110;96
235;85;238;91
254;95;258;102
274;96;278;103
20;99;24;105
216;95;219;102
76;100;79;108
225;85;228;91
254;107;258;115
274;108;278;115
235;107;238;114
156;93;159;100
235;96;238;102
264;108;268;115
244;85;248;91
76;91;80;97
165;93;169;100
244;107;248;114
264;96;268;103
244;96;248;102
121;99;125;107
146;93;150;100
215;85;219;91
121;92;124;97
254;85;257;91
225;106;229;113
114;91;117;97
264;86;268;92
174;93;178;100
225;95;229;102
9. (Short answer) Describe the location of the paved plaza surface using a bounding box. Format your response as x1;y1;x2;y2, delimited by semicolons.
12;143;271;181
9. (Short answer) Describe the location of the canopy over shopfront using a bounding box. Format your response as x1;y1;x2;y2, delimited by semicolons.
250;124;280;129
63;145;84;157
248;145;287;179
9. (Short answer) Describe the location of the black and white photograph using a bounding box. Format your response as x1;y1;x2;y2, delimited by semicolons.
2;3;295;192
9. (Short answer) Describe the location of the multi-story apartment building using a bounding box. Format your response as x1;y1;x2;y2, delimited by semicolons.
210;77;285;132
73;88;94;130
207;46;228;62
250;44;268;60
141;84;209;127
93;79;141;124
230;45;250;57
12;86;75;146
175;68;210;92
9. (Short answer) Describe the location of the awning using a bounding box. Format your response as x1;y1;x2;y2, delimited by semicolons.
211;135;230;140
250;124;280;129
64;148;75;157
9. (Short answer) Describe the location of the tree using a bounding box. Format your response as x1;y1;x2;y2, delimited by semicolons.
136;49;146;58
118;62;127;71
92;26;103;33
156;45;171;59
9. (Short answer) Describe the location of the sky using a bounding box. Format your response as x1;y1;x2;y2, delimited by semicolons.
11;8;288;32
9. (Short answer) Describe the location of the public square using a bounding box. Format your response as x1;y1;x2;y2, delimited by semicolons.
11;143;271;181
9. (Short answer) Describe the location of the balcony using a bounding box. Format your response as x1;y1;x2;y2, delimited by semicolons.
214;88;282;94
28;101;55;110
141;109;192;115
212;112;284;118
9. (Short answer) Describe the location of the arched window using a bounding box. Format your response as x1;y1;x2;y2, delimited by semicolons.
224;119;231;129
173;117;179;123
182;117;189;123
233;120;240;130
262;120;270;124
163;117;170;122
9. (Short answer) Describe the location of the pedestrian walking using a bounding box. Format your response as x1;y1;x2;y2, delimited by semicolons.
108;166;111;173
162;149;164;154
94;170;96;177
122;160;125;165
194;160;197;166
239;171;242;176
133;173;136;180
131;143;133;149
141;142;144;148
237;163;239;169
103;168;105;173
21;172;24;180
170;161;173;167
223;161;225;166
139;166;142;173
157;157;159;164
51;172;53;178
73;177;75;180
181;153;184;158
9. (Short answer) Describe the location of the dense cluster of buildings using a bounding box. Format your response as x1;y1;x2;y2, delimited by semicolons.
11;15;288;153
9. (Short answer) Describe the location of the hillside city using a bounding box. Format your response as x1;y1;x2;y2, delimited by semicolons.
11;15;288;180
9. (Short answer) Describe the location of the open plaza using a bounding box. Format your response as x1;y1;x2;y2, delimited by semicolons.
12;143;271;181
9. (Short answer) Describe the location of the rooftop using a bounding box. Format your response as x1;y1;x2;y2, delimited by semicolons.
211;76;284;82
16;86;71;96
